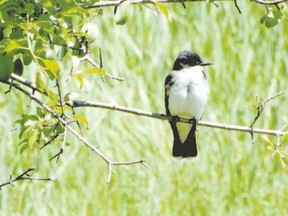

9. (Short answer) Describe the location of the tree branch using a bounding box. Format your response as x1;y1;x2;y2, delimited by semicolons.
1;76;286;182
79;55;124;81
1;80;146;183
10;74;48;96
251;0;288;5
84;0;232;8
0;168;52;190
250;91;285;128
66;100;286;137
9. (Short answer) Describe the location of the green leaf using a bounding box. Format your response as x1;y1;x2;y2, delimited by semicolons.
39;59;61;80
262;135;274;147
260;15;267;24
0;39;28;53
71;114;89;128
26;3;35;15
83;68;106;75
47;90;59;106
36;107;46;118
22;53;33;65
64;92;79;102
20;143;29;153
28;129;39;149
265;16;279;28
0;54;13;81
18;138;29;146
273;10;282;20
36;72;45;91
115;2;131;25
154;2;172;23
281;132;288;144
74;74;84;88
56;6;89;19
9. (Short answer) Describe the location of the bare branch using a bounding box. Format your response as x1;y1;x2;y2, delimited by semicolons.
40;132;62;150
84;0;232;9
50;127;67;162
0;168;52;190
56;80;65;116
251;0;288;5
234;0;241;14
66;100;286;137
250;91;285;127
1;80;145;183
10;74;46;94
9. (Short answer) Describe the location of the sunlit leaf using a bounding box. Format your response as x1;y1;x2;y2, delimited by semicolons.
83;68;106;75
71;114;89;128
28;129;39;149
36;71;45;91
262;135;274;146
56;6;89;19
18;138;29;146
74;74;84;88
154;2;172;24
47;90;59;106
20;143;29;153
0;39;28;53
39;59;61;80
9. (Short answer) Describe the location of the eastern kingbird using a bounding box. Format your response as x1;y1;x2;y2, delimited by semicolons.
165;50;212;157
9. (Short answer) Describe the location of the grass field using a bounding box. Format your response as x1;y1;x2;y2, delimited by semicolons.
1;1;288;215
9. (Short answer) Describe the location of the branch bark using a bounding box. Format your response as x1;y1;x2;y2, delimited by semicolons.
66;100;286;137
0;168;52;190
84;0;232;8
251;0;288;5
1;76;286;183
83;0;288;9
1;80;147;183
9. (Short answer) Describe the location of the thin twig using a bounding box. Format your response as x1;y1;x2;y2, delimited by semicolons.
251;0;288;5
0;168;52;190
40;132;62;150
250;91;285;127
56;80;65;117
234;0;241;14
79;55;124;81
66;100;286;137
10;74;48;96
50;127;67;162
1;80;145;183
72;108;85;136
84;0;232;8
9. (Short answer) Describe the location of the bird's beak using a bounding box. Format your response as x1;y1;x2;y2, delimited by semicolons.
200;61;213;66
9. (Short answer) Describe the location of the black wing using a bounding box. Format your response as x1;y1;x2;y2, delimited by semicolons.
164;73;174;116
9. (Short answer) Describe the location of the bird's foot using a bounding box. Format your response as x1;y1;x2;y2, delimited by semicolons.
190;117;199;130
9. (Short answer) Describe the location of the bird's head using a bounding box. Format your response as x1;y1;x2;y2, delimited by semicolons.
173;50;212;71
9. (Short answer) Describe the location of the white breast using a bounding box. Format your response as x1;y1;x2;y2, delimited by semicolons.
167;66;209;142
168;66;209;119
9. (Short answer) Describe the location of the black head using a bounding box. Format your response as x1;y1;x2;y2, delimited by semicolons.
173;50;212;71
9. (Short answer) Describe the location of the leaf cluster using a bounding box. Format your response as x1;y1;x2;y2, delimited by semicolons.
260;3;288;28
16;107;64;153
0;0;92;81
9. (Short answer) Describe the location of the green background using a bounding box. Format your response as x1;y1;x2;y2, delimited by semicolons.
1;1;288;215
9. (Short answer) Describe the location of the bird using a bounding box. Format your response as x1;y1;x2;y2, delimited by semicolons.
165;50;212;157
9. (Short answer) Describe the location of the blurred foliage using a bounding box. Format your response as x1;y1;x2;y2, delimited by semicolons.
0;0;288;215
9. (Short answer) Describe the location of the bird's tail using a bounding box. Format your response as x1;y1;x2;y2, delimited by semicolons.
171;122;198;157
